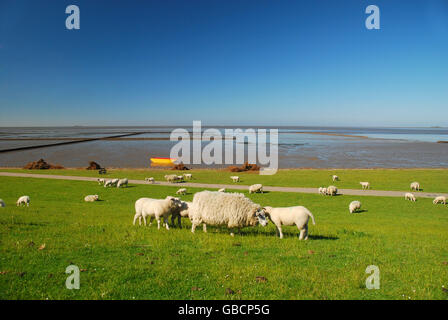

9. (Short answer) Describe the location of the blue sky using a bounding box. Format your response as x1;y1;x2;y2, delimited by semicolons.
0;0;447;127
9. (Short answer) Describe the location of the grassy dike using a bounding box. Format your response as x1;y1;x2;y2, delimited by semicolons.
0;170;447;299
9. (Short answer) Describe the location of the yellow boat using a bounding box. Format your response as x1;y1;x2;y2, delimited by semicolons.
150;157;177;165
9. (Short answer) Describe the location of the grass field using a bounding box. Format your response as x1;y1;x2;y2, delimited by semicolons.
1;168;448;193
1;171;448;300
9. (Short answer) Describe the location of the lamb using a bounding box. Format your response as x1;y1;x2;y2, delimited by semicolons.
183;173;193;180
177;175;185;182
189;191;268;234
117;178;128;188
104;180;113;187
326;185;338;196
145;177;155;183
111;178;119;187
218;188;226;192
249;184;263;194
263;206;315;240
171;201;193;228
176;188;187;195
165;174;180;183
405;193;416;202
0;199;5;207
16;196;30;207
230;176;240;182
140;197;182;230
84;195;99;202
360;182;370;190
318;187;327;195
433;196;446;205
349;200;362;213
332;175;339;181
133;197;155;225
97;178;105;185
410;182;420;191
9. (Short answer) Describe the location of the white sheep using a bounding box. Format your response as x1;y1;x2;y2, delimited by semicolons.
405;193;416;202
145;177;155;184
230;176;240;182
410;182;420;191
0;199;5;207
176;188;187;195
263;206;315;240
183;173;192;180
189;191;268;234
97;178;105;185
165;174;180;183
318;187;327;195
133;197;155;225
433;196;446;205
360;182;370;190
117;178;128;188
332;175;339;181
218;188;226;192
111;178;119;186
84;195;99;202
140;197;181;230
104;180;113;187
249;184;263;194
16;196;30;207
349;200;362;213
326;185;338;196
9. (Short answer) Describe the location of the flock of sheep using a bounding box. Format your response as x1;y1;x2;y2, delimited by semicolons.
3;173;446;239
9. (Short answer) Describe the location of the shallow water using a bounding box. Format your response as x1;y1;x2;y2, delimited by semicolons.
0;126;447;168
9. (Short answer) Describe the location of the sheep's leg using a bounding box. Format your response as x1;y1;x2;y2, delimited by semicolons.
133;213;140;225
143;215;147;226
178;215;182;228
298;224;308;240
138;216;142;225
203;224;207;233
164;217;170;230
191;223;197;233
149;216;154;226
156;218;161;230
277;225;283;239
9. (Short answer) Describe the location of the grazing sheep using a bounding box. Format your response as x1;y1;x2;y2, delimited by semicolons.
318;187;327;195
171;201;193;228
177;175;185;182
326;185;338;196
0;199;5;207
165;174;180;183
97;178;105;185
360;182;370;190
140;197;182;230
84;195;99;202
349;201;362;213
218;188;226;192
189;191;268;234
133;197;156;225
332;175;339;181
230;176;240;182
16;196;30;207
111;178;119;187
433;196;446;205
249;184;263;194
410;182;420;191
405;193;416;202
117;178;128;188
145;177;155;183
183;173;192;180
263;206;315;239
104;180;113;187
176;188;187;195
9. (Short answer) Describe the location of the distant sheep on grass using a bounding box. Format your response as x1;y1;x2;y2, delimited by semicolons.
249;184;263;194
405;193;416;202
145;177;155;183
318;187;327;195
84;195;99;202
137;197;181;230
326;186;338;196
176;188;187;195
433;196;446;205
332;175;339;181
410;182;420;191
349;201;362;213
16;196;30;207
117;178;128;188
0;199;5;207
230;176;240;182
360;182;370;190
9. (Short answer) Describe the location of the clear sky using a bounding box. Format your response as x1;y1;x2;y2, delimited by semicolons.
0;0;447;127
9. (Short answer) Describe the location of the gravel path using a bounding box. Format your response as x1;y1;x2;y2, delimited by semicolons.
1;172;446;199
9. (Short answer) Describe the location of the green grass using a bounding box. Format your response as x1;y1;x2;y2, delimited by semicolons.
2;168;448;193
0;174;448;300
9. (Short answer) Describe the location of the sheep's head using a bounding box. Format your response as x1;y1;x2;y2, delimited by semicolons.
252;208;268;227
